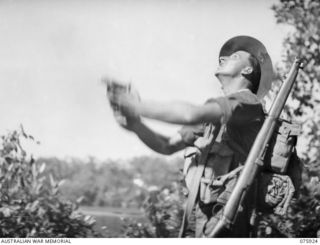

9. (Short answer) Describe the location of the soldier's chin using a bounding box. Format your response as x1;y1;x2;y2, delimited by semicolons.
214;68;226;75
214;70;226;78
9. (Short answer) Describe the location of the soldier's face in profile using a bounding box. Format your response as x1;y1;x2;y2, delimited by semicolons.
215;50;251;79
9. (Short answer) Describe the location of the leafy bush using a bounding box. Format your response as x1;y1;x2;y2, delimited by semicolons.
0;127;99;237
256;0;320;237
121;218;155;238
122;181;185;238
35;155;183;208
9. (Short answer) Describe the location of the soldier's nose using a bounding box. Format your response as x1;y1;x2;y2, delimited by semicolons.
219;56;227;65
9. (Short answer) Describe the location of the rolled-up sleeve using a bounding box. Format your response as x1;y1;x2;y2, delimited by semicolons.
178;91;264;145
206;91;264;125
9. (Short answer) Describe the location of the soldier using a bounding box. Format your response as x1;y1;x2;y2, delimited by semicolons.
107;36;273;237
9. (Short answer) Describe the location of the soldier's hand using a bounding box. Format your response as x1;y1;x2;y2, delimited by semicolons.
103;77;141;131
103;77;129;111
106;80;141;118
114;92;140;118
111;92;141;131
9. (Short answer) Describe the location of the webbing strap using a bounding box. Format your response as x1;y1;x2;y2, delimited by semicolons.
179;124;220;237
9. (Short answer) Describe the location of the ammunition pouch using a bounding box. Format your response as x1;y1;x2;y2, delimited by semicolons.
264;119;301;174
202;166;243;205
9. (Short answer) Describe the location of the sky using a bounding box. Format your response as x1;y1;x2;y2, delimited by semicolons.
0;0;289;160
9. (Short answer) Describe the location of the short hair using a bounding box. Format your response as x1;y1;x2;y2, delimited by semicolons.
244;54;261;94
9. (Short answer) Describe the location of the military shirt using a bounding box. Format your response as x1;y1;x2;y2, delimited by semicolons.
179;89;265;177
179;89;266;237
179;89;264;153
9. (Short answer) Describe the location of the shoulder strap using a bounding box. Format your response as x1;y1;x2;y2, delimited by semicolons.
179;123;221;237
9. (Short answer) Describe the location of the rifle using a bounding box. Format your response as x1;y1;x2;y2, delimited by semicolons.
205;57;303;237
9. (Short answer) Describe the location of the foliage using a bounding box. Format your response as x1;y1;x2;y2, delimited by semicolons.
122;181;185;238
0;127;99;237
143;182;185;237
36;155;183;208
257;0;320;237
33;152;184;237
272;0;320;173
121;218;155;238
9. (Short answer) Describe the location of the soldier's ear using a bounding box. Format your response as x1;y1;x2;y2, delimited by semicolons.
241;66;253;76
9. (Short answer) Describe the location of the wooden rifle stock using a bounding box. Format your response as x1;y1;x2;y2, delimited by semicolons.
206;58;303;238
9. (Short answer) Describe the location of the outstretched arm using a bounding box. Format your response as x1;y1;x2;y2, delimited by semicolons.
111;92;224;125
135;100;223;125
130;120;186;155
106;80;187;155
112;113;186;155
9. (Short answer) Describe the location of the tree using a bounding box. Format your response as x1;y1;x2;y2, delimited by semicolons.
272;0;320;174
36;155;183;208
258;0;320;237
0;126;99;237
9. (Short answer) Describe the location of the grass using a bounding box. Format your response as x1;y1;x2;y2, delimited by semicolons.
80;206;147;237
